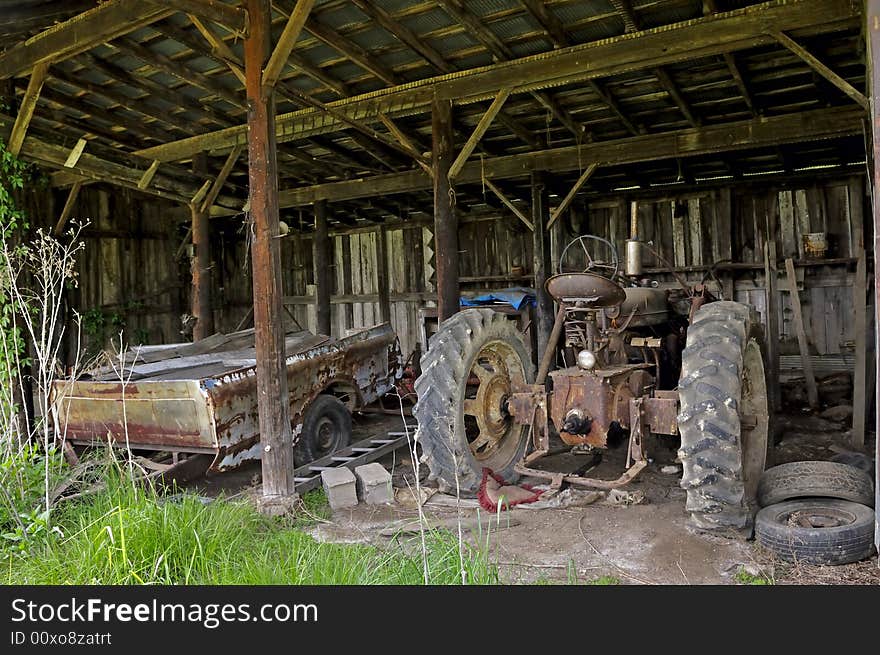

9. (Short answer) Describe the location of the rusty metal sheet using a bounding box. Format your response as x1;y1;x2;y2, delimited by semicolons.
641;396;679;435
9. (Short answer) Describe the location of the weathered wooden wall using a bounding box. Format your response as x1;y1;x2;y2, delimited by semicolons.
579;175;869;375
46;174;871;378
48;185;186;358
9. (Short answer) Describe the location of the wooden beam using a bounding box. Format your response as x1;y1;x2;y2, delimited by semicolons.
852;247;867;448
245;0;296;505
763;239;781;413
518;0;569;46
191;179;211;206
654;67;700;127
376;225;391;324
609;0;640;33
305;17;397;85
80;52;235;129
784;257;819;409
484;179;534;231
201;145;243;213
377;114;432;176
138;160;161;190
115;37;245;109
532;172;553;356
263;0;315;90
723;53;758;116
135;0;858;163
147;0;249;37
53;181;82;235
0;0;173;79
313;199;331;336
7;62;48;156
588;79;640;136
350;0;452;73
773;30;869;111
433;97;458;322
188;14;247;86
191;153;214;341
448;88;511;181
271;106;863;208
547;163;598;230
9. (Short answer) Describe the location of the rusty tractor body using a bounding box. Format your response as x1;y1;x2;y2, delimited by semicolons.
414;234;769;535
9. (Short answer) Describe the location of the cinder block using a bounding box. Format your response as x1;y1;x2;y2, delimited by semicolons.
321;467;358;510
354;463;394;505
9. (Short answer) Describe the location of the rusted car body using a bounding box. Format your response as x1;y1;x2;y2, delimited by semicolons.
49;323;400;471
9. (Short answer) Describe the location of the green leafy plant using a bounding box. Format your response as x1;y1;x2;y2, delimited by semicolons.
735;566;773;585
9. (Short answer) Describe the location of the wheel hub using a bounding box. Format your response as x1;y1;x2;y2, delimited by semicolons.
462;345;522;461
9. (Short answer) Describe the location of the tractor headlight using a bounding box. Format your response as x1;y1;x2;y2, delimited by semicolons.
577;349;596;370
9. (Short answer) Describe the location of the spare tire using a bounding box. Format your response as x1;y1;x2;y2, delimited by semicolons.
757;461;874;508
755;498;875;565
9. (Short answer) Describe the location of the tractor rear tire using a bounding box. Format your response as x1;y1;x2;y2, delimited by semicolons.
678;301;769;537
413;309;535;495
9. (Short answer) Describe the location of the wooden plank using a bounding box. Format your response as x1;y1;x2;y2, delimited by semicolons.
484;179;534;231
200;144;243;213
377;113;432;176
773;30;869;111
433;96;459;322
779;190;796;258
785;257;819;409
764;240;781;412
794;189;811;258
852;248;867;448
63;137;87;169
376;225;391;324
262;0;315;89
547;163;598;230
687;198;703;266
134;0;858;162
313;199;331;336
266;107;864;210
448;88;511;181
0;1;173;79
7;62;48;156
672;201;687;267
54;181;82;235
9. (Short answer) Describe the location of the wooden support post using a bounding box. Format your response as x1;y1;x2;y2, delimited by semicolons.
191;153;214;341
200;144;243;213
532;172;553;358
244;0;296;509
852;248;867;449
483;179;534;230
763;240;781;413
376;224;391;324
432;96;458;322
784;257;819;410
8;61;48;156
867;0;880;546
340;234;354;331
448;88;511;181
547;163;598;230
313;199;331;336
54;181;82;235
262;0;314;89
773;31;869;111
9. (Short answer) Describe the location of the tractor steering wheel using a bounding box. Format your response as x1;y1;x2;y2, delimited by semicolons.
558;234;620;279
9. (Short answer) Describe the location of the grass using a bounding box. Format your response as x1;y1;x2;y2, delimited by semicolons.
735;567;773;585
587;575;621;585
3;472;499;585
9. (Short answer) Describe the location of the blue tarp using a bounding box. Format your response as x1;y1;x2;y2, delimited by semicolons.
460;287;536;311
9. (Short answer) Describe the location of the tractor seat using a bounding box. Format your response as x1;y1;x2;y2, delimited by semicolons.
545;272;625;307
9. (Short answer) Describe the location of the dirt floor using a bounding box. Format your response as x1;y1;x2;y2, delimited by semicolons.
189;408;879;586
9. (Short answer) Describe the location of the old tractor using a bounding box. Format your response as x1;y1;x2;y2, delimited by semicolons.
414;234;770;534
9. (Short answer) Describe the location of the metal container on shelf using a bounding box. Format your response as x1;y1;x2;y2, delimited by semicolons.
802;232;827;259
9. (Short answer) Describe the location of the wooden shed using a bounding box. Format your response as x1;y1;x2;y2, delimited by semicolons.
0;0;877;530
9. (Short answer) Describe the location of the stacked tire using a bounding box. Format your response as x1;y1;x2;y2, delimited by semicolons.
754;461;875;566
